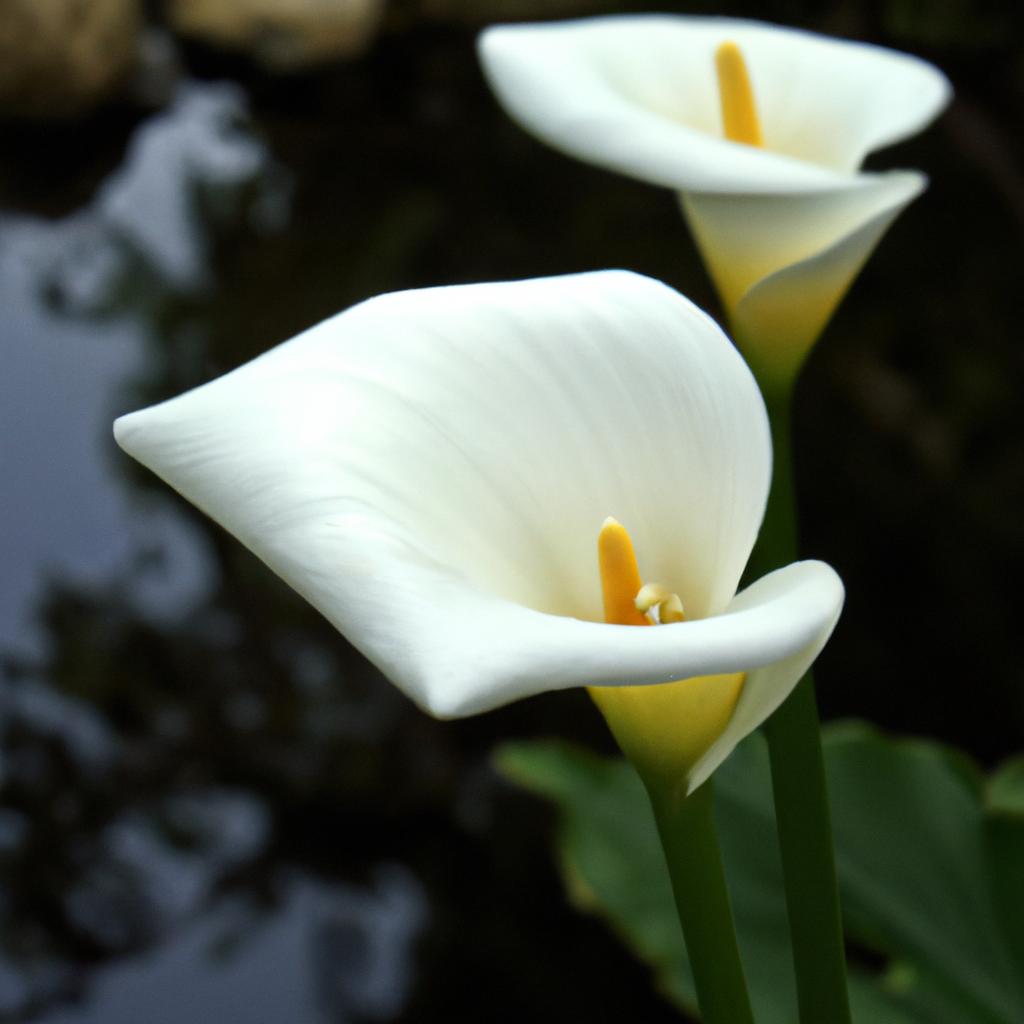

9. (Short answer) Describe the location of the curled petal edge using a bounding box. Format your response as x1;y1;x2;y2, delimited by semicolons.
731;174;926;386
680;171;925;314
340;557;845;721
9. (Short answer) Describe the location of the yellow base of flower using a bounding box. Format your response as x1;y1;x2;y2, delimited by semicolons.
589;672;744;791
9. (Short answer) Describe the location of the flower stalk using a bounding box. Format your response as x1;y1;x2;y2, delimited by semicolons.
645;776;755;1024
747;383;852;1024
592;516;754;1022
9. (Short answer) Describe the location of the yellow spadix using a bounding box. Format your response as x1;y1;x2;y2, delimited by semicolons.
589;518;745;793
715;41;763;148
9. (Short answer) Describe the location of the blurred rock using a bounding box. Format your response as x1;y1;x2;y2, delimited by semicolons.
0;0;142;119
166;0;386;69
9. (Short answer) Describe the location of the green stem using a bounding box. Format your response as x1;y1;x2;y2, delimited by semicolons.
645;777;755;1024
747;386;852;1024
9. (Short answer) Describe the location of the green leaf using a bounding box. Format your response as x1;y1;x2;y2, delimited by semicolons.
497;723;1024;1023
986;755;1024;988
824;723;1024;1022
498;731;926;1023
988;755;1024;816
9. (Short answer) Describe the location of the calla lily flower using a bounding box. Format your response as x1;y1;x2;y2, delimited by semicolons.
479;17;951;388
114;271;842;792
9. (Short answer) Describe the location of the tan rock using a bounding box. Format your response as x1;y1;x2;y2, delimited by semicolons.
0;0;142;118
167;0;386;69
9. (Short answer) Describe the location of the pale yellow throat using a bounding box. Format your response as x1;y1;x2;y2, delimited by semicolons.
715;40;763;147
588;518;745;788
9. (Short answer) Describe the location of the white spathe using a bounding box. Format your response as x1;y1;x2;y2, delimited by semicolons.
114;271;843;788
479;16;952;382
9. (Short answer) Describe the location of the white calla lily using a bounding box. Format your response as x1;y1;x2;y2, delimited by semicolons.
114;271;842;792
479;16;951;387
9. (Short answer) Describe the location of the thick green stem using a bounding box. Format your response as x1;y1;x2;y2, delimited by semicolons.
645;777;755;1024
748;386;852;1024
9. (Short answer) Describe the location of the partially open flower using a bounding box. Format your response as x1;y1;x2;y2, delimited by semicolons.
479;17;951;389
114;271;842;792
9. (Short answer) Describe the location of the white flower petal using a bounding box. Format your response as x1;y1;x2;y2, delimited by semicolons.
680;171;925;316
678;172;925;382
479;15;950;193
480;16;948;384
730;176;926;380
480;17;837;194
686;561;844;792
115;271;777;717
366;557;842;719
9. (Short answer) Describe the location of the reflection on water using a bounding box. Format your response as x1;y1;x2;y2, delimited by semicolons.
0;271;207;661
63;788;271;949
40;870;426;1024
0;76;432;1023
0;78;288;1021
41;81;288;306
0;59;665;1023
0;77;288;662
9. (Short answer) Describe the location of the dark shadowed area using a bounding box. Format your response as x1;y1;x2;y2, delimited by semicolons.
1;1;1022;1021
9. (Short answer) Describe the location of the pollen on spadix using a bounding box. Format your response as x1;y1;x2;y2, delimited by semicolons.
635;583;685;625
715;41;763;148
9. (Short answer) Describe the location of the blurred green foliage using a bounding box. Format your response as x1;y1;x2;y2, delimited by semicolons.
498;725;1024;1023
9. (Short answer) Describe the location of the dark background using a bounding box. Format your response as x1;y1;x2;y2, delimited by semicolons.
1;1;1022;1021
